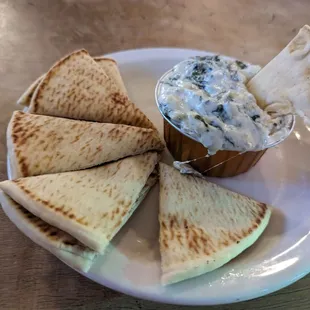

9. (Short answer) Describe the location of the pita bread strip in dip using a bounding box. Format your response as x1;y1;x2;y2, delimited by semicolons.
247;25;310;125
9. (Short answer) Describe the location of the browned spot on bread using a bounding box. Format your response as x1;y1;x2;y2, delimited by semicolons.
183;219;188;229
221;240;229;247
200;235;208;246
69;214;76;219
23;188;31;195
177;234;183;245
233;232;241;240
18;156;29;177
93;57;117;64
42;226;50;233
64;240;75;246
113;220;122;230
228;232;237;242
161;221;167;232
55;206;64;212
203;248;210;256
192;237;200;254
12;134;18;143
259;202;267;211
77;216;86;224
109;92;130;106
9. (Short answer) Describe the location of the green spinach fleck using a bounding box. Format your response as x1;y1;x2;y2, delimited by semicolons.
236;60;247;69
251;115;260;121
224;136;235;146
213;104;224;114
194;114;209;131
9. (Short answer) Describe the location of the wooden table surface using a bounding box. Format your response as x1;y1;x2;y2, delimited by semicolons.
1;0;310;309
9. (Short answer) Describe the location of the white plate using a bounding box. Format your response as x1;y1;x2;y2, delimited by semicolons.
21;48;310;305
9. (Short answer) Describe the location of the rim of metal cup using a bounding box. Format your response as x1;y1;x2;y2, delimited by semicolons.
155;64;296;151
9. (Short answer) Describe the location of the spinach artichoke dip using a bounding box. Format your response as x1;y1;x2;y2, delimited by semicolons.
157;55;291;154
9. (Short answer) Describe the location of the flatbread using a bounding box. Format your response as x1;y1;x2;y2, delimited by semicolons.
7;111;164;179
17;74;45;107
93;57;128;96
0;191;97;272
158;163;272;285
26;49;155;129
0;152;159;253
247;25;310;124
0;171;157;272
17;57;127;107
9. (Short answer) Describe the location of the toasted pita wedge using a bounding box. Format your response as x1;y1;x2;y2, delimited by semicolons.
7;111;164;179
17;57;127;107
0;171;157;272
0;191;97;272
93;57;128;96
0;152;159;253
17;74;45;107
247;25;310;124
158;163;271;285
25;49;154;129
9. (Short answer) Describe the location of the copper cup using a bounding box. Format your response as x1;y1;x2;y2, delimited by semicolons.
156;66;295;178
164;119;268;177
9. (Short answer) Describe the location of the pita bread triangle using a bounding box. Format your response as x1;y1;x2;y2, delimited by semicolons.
0;171;157;272
26;49;155;129
17;57;127;107
17;74;45;107
93;57;128;96
7;111;164;179
158;163;271;285
0;152;159;254
247;25;310;125
0;191;97;272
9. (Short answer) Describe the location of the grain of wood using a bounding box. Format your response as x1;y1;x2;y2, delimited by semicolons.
1;0;310;309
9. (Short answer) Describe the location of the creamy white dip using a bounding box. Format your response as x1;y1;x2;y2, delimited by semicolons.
157;55;291;154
